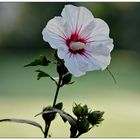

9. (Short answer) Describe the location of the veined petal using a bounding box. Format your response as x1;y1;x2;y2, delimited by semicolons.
76;53;102;72
63;52;101;77
75;54;88;72
64;53;86;77
86;38;114;56
57;47;68;59
79;18;110;42
79;20;96;39
61;5;94;33
90;18;110;36
42;16;70;49
75;54;101;72
88;53;111;70
95;55;111;70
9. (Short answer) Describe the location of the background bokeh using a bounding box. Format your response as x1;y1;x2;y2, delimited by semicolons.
0;2;140;138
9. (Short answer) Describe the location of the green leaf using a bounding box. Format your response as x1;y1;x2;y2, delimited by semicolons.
35;70;58;85
35;70;50;80
24;55;51;67
0;118;44;134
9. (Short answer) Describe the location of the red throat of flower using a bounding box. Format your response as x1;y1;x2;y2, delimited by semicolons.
66;32;86;55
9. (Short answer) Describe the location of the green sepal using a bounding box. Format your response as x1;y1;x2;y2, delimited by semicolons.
87;111;104;126
81;105;89;116
61;73;72;86
35;106;76;127
55;102;63;110
77;118;90;134
42;106;56;125
57;63;68;75
24;55;51;67
73;104;89;118
54;50;60;61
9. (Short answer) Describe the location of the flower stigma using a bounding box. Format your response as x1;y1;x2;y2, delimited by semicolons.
70;41;86;51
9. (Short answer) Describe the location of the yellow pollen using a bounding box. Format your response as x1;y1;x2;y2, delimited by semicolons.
70;42;86;51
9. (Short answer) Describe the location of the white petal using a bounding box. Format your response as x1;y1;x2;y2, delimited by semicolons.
63;52;101;77
79;18;110;42
64;53;86;77
75;54;88;72
87;53;111;70
57;47;68;59
61;5;94;33
78;54;101;71
76;54;102;72
79;20;96;39
86;38;114;56
58;48;111;77
91;18;110;36
94;55;111;70
42;16;70;49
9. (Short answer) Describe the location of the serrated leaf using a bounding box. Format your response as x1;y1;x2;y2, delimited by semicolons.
35;70;57;85
35;70;50;80
24;55;51;67
0;118;44;133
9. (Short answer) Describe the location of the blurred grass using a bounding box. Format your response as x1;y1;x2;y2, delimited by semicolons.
0;49;140;137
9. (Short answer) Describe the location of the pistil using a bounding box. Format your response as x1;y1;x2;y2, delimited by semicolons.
70;42;86;51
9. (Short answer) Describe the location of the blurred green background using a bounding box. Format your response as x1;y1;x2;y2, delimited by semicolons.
0;2;140;138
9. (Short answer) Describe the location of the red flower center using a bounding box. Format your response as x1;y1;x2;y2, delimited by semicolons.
66;32;86;55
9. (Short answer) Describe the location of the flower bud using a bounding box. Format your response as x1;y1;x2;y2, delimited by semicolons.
42;106;56;124
57;63;68;75
55;102;63;110
88;111;104;126
73;104;89;118
78;118;90;133
61;73;72;86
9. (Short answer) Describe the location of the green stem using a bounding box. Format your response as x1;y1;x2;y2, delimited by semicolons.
44;122;49;138
44;74;62;138
52;74;62;107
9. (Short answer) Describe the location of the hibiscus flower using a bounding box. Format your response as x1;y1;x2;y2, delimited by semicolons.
42;5;114;77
